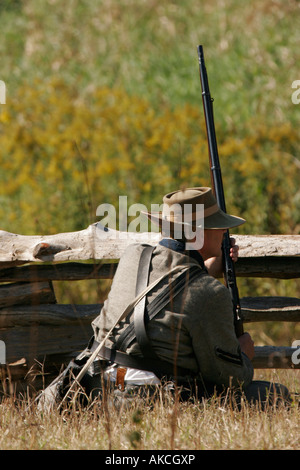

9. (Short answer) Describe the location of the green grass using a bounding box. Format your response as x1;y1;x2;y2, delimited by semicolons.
1;0;300;129
0;2;299;450
1;0;299;227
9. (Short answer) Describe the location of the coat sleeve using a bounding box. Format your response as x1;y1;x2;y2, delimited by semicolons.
189;279;253;389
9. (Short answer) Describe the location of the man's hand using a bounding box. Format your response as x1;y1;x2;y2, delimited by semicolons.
238;332;255;360
205;236;239;277
229;237;239;263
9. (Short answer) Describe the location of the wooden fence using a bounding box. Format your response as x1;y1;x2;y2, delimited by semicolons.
0;223;299;394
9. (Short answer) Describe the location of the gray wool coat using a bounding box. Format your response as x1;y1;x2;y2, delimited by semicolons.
92;242;253;389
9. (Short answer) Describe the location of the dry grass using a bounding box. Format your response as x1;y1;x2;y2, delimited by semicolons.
0;0;299;452
0;369;299;450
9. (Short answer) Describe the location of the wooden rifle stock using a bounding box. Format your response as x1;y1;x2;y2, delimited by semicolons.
197;45;244;337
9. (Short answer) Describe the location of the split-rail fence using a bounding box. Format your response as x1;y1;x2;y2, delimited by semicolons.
0;223;299;395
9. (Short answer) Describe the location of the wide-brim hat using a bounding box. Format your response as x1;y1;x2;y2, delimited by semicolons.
142;187;245;230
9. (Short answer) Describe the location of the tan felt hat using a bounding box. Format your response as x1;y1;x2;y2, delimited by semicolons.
143;187;245;230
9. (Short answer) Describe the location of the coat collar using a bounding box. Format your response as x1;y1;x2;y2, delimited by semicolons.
159;238;207;271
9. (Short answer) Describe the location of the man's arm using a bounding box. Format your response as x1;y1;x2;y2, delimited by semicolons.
238;332;255;360
205;237;239;278
205;243;255;363
190;281;254;388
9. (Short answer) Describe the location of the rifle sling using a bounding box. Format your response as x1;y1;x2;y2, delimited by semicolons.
90;342;191;378
116;264;201;353
133;245;156;358
93;246;203;378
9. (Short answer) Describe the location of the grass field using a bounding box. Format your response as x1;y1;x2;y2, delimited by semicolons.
1;0;300;126
0;0;299;451
0;369;299;450
0;0;299;236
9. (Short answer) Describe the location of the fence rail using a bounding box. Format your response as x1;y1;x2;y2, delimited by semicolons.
0;224;299;393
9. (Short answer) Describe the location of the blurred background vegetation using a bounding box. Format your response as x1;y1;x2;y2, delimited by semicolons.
0;0;299;344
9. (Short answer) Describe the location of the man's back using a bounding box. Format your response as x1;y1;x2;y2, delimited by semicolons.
92;242;253;389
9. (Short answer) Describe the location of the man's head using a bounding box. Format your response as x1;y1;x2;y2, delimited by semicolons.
143;187;245;251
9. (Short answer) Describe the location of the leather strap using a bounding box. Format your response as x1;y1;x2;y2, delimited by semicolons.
133;245;156;358
90;342;191;378
92;245;203;379
58;259;197;405
116;264;201;353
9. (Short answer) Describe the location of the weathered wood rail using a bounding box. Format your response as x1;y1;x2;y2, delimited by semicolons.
0;223;299;394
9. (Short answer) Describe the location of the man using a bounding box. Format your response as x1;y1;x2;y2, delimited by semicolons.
89;186;290;407
39;187;290;410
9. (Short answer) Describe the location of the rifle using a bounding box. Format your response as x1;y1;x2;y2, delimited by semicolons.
197;45;244;337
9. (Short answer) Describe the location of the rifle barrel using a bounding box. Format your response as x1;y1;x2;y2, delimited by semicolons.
197;45;244;337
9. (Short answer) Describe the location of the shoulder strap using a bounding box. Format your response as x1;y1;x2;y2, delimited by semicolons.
116;264;201;355
73;260;192;387
98;263;202;378
59;254;195;407
133;245;156;358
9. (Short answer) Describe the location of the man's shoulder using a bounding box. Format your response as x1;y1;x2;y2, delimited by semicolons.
119;242;150;262
153;243;202;268
189;270;231;303
123;242;153;255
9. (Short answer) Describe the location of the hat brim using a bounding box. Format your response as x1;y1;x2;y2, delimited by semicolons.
203;208;245;229
141;209;245;230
